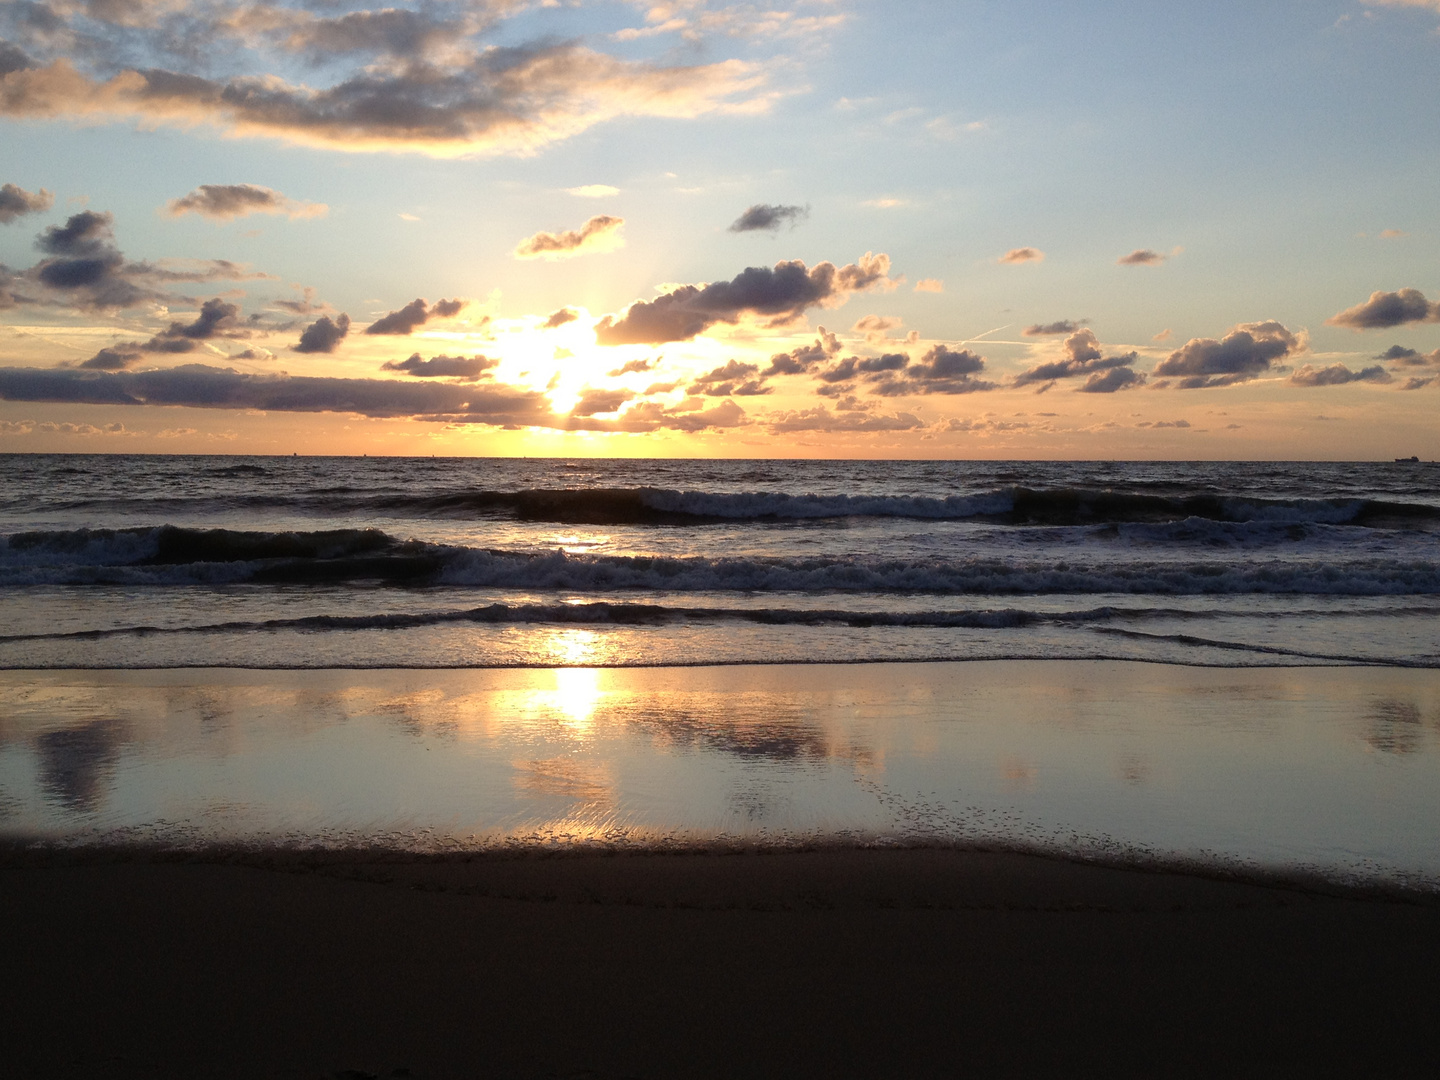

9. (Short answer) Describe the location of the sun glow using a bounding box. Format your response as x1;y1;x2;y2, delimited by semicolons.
551;665;605;730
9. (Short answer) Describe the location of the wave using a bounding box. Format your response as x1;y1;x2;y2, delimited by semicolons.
0;602;1160;642
2;525;1438;595
14;485;1440;528
3;602;1427;669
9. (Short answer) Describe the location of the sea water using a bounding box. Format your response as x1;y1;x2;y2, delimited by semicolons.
0;455;1437;879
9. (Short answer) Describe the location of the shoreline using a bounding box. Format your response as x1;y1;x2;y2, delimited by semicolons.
6;836;1440;903
5;844;1440;1077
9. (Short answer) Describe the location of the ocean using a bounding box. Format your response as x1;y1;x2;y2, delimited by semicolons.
1;455;1438;878
1;455;1438;670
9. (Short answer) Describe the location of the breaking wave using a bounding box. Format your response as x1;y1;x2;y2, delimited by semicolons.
3;524;1438;595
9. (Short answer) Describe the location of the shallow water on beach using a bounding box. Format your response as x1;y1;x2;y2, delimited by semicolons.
3;662;1438;886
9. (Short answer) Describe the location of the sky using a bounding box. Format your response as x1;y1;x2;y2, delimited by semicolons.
1;0;1438;459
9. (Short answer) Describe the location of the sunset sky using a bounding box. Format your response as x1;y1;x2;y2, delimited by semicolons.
2;0;1438;458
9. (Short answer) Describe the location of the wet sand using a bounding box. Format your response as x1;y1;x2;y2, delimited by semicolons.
4;844;1440;1078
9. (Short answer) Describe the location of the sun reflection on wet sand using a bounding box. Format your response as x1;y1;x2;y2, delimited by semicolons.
2;663;1440;883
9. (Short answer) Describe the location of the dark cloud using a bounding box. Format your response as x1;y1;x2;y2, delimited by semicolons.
0;364;551;425
1152;321;1303;388
19;210;262;311
1403;376;1435;391
766;406;925;433
866;345;996;396
1079;367;1146;393
595;254;892;346
571;387;635;416
76;297;246;370
272;7;473;62
1327;289;1440;330
729;203;809;233
761;330;841;376
164;183;325;222
689;359;769;397
0;182;53;223
169;297;243;340
36;210;113;257
0;41;33;77
0;30;765;158
1014;329;1142;391
608;358;652;376
543;308;579;329
1377;344;1440;367
381;353;496;379
294;313;351;353
514;215;624;260
1117;249;1164;266
1288;363;1392;387
1023;320;1083;336
365;297;467;335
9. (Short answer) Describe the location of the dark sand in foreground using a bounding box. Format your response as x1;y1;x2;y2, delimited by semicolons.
4;845;1440;1078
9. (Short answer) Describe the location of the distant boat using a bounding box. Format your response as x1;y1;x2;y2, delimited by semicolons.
1395;456;1420;463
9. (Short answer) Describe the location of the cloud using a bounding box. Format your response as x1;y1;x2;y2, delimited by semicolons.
728;203;808;233
1023;320;1083;336
761;330;841;376
608;358;653;377
999;247;1044;264
913;279;943;293
17;209;264;311
0;364;551;425
543;308;579;329
566;185;619;198
293;313;351;353
1327;289;1440;330
76;296;246;369
1078;367;1147;393
514;215;624;260
866;345;997;396
689;359;769;396
1288;363;1392;387
273;285;331;316
380;353;496;379
1013;329;1142;391
571;387;635;416
364;297;466;335
595;253;893;345
567;397;748;433
164;184;327;222
766;406;925;433
1377;344;1440;367
1152;320;1303;388
0;182;54;223
1117;249;1164;266
852;314;903;342
1380;229;1408;239
0;33;767;158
